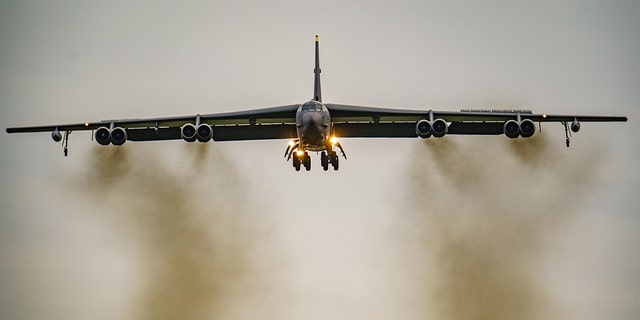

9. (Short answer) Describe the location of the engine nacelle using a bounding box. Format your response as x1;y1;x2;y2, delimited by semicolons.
94;126;127;145
571;119;581;132
503;120;520;139
416;120;432;138
519;119;535;138
181;123;197;142
110;127;127;145
51;129;62;142
431;118;448;138
504;119;535;138
415;119;447;138
95;127;112;145
196;124;213;142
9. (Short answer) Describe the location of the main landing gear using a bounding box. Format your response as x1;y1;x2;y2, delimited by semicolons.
320;151;339;171
292;151;312;171
285;140;345;172
291;151;339;171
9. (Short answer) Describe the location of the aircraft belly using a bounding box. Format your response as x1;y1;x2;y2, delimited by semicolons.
296;123;329;151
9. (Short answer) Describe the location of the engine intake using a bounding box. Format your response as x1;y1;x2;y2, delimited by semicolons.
519;119;535;138
432;119;447;138
416;120;432;138
181;123;197;142
95;127;112;145
196;124;213;142
110;127;128;145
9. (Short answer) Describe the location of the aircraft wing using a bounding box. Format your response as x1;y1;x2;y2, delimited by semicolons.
326;104;628;138
6;104;300;141
5;103;628;141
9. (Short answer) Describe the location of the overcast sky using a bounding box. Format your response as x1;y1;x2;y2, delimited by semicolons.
1;1;638;319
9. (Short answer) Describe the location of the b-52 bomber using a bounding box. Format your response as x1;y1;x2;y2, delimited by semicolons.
6;36;628;171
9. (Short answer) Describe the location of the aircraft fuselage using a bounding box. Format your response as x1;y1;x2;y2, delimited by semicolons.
296;100;331;151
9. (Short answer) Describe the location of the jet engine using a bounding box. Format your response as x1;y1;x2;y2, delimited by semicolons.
519;119;535;138
503;119;535;138
415;119;447;138
196;124;213;142
503;120;520;138
94;126;127;145
110;127;128;145
416;120;432;138
181;123;197;142
431;119;447;138
95;127;112;145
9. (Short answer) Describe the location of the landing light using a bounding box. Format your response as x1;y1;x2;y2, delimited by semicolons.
542;114;547;119
296;150;305;157
330;137;338;145
289;140;296;146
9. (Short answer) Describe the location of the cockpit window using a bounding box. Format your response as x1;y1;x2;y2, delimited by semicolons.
300;102;323;112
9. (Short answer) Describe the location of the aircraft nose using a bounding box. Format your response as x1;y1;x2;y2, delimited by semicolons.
303;112;323;130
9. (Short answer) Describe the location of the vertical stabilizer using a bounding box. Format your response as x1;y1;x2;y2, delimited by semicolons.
314;35;322;102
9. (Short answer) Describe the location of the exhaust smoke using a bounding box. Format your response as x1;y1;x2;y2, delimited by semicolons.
399;134;607;319
79;144;264;319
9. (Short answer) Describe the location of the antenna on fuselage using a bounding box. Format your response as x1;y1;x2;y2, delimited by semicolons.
314;35;322;102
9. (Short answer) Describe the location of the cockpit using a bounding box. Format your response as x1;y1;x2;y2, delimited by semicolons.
296;100;330;129
299;101;325;112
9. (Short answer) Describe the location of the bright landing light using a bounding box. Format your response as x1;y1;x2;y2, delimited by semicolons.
330;137;338;145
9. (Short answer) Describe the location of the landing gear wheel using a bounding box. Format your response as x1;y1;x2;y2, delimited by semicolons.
303;152;311;171
321;152;329;171
293;153;301;171
331;152;339;171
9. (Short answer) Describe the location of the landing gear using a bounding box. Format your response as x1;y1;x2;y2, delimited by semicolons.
303;152;311;171
293;152;301;171
330;151;339;171
321;152;329;171
320;151;339;171
285;140;345;172
293;151;311;171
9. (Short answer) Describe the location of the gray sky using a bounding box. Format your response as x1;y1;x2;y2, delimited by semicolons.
1;1;638;319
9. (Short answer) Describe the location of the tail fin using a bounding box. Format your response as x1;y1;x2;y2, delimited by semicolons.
314;35;322;102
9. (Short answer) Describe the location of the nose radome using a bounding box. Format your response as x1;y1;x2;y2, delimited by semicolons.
312;112;323;126
303;112;322;127
302;112;312;125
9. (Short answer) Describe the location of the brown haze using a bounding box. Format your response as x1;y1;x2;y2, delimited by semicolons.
78;144;265;319
70;133;608;319
399;134;607;320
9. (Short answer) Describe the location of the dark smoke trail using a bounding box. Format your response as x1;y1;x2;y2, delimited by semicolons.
79;144;258;319
400;134;607;320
